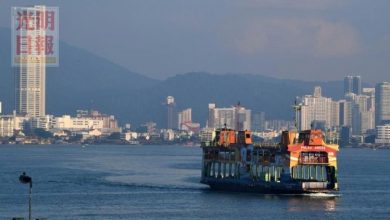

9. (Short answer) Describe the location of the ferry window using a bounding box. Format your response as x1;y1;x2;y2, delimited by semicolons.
291;165;329;181
270;154;276;163
246;151;251;161
257;155;263;163
298;132;311;143
310;166;316;179
298;134;304;143
300;152;328;164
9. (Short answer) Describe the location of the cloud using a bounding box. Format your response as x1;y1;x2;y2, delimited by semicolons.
237;0;344;10
314;21;360;56
232;18;360;57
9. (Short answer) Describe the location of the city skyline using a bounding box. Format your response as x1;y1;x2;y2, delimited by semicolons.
297;76;377;133
0;4;389;146
1;70;389;130
0;2;388;126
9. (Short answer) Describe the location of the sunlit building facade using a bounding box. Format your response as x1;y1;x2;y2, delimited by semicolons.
14;6;47;117
375;82;390;126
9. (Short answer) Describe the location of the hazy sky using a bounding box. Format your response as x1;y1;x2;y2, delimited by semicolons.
1;0;390;82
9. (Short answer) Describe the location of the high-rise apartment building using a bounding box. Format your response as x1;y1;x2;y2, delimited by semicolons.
344;75;362;95
338;100;352;127
207;103;251;130
166;96;176;129
342;92;374;135
298;87;338;130
252;111;266;131
15;62;46;117
236;106;251;131
178;108;192;129
362;88;376;131
375;82;390;126
353;94;374;134
177;108;200;132
14;6;49;117
362;88;375;112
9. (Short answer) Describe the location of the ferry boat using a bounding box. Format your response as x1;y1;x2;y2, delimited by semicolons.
200;128;339;194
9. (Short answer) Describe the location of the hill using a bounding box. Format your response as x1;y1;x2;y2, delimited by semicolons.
0;27;159;116
125;72;343;126
0;28;345;127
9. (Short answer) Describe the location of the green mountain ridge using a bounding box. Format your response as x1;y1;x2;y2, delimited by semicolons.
0;28;344;127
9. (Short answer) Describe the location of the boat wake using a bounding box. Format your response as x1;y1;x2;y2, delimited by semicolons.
103;175;207;192
302;193;340;198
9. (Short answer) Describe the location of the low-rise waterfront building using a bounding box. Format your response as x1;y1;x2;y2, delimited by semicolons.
375;124;390;144
0;112;28;137
51;110;119;134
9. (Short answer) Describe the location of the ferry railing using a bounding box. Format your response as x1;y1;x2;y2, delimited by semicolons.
253;142;280;148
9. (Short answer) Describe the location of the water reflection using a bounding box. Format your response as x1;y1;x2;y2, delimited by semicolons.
199;189;338;213
287;196;338;212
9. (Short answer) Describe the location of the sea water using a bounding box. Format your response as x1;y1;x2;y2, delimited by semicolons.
0;145;389;219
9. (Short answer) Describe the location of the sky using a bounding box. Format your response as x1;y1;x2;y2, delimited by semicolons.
1;0;390;82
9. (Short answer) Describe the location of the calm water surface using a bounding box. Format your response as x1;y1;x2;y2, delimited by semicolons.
0;145;389;219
